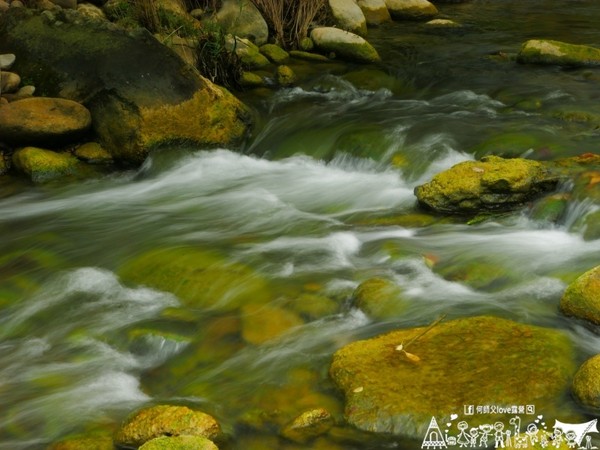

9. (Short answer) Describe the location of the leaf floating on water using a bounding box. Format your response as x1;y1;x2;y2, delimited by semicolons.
353;386;364;393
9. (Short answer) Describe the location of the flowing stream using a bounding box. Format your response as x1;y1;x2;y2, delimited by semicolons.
2;1;600;448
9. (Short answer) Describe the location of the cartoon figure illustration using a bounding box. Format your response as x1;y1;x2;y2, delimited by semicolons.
565;430;577;448
480;424;493;447
457;421;471;448
540;431;550;448
469;428;479;447
510;416;522;438
580;434;598;450
495;422;506;448
527;423;540;446
553;428;564;448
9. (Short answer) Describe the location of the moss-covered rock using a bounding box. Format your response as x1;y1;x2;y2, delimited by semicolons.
353;278;408;319
241;303;304;345
47;433;114;450
433;259;515;291
139;435;218;450
281;408;334;444
115;405;220;448
310;27;380;64
259;43;289;64
582;210;600;241
12;147;86;183
239;71;266;87
385;0;438;20
119;247;272;311
275;65;297;86
517;39;600;67
529;193;569;224
74;142;113;164
212;0;268;45
560;265;600;325
572;354;600;409
414;155;559;214
289;50;330;62
330;316;575;438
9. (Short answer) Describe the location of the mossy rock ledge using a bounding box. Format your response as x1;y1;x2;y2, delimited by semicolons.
414;155;559;214
517;39;600;67
560;265;600;325
329;316;575;438
0;8;250;165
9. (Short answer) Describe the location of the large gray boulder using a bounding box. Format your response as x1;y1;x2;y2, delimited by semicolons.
329;0;368;36
310;27;380;63
213;0;268;45
0;9;250;165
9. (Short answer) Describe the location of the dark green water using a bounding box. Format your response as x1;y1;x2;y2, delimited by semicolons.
1;1;600;449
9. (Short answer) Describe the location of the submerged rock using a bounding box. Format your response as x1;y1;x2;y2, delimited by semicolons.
241;303;304;345
47;433;114;450
310;27;380;63
115;405;220;448
414;155;559;214
139;435;219;450
572;354;600;409
517;39;600;67
329;0;368;37
385;0;438;20
353;277;407;319
329;316;575;438
560;265;600;325
281;408;334;443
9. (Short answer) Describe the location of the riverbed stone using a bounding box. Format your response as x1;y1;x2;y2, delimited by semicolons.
329;316;575;438
572;354;600;409
47;433;114;450
385;0;438;20
76;3;106;20
119;247;272;311
139;435;219;450
414;155;559;214
0;9;249;165
517;39;600;67
241;303;304;345
0;53;15;69
12;147;83;182
329;0;368;37
425;18;460;27
281;408;334;444
213;0;268;45
74;142;113;164
115;405;220;448
357;0;391;25
289;50;330;62
276;65;296;86
353;278;408;319
0;97;91;146
310;27;380;63
560;265;600;325
1;71;20;93
240;71;265;87
260;43;289;64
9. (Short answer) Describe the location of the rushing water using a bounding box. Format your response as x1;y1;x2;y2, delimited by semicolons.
3;1;600;449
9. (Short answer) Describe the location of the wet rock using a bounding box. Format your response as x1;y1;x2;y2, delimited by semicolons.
47;433;114;450
0;97;91;146
115;405;220;448
281;408;334;443
0;53;15;70
357;0;391;26
241;303;304;345
329;0;368;37
425;18;460;27
414;155;559;214
560;265;600;325
572;354;600;409
310;27;380;63
74;142;113;164
582;210;600;241
330;316;575;438
1;71;20;93
353;278;407;319
227;36;270;69
288;293;339;320
119;247;272;311
289;50;330;62
260;43;289;64
529;193;568;224
139;435;219;450
12;147;83;183
213;0;268;45
517;39;600;67
276;65;296;86
385;0;438;20
239;71;266;87
0;9;249;165
299;37;315;51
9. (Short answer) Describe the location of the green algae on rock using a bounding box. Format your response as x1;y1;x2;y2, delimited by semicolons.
47;433;114;450
12;147;85;183
115;405;220;448
414;156;559;214
329;316;575;438
572;354;600;409
353;278;408;320
517;39;600;67
241;303;304;345
118;247;272;311
560;265;600;325
281;408;334;444
139;434;219;450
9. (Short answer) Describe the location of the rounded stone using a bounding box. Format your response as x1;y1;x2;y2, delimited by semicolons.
276;65;297;86
385;0;438;20
0;53;16;70
139;435;219;450
310;27;380;63
281;408;334;443
259;43;289;64
357;0;392;25
12;147;81;183
1;71;20;93
74;142;113;164
241;304;304;345
0;97;91;146
573;354;600;409
517;39;600;67
560;265;600;325
114;405;220;448
329;0;368;36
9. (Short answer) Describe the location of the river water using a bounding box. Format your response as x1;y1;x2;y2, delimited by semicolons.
2;1;600;449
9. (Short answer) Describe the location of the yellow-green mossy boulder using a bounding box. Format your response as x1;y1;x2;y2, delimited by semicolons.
12;147;83;183
115;405;220;448
353;278;407;319
572;354;600;409
517;39;600;67
119;247;272;311
74;142;113;164
259;43;289;64
281;408;334;444
241;303;304;345
276;65;297;87
560;265;600;325
47;434;114;450
414;155;559;214
385;0;438;20
329;316;575;438
310;27;380;64
139;435;219;450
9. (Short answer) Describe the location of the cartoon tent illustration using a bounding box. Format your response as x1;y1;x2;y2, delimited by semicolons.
422;416;448;449
554;419;599;446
